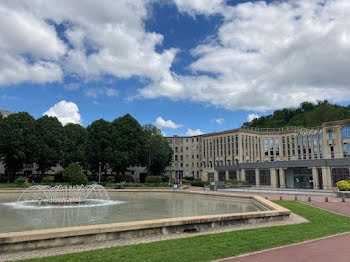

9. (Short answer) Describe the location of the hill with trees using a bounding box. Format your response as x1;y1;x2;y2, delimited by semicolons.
243;100;350;128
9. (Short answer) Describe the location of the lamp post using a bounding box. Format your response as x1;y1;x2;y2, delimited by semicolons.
98;161;101;183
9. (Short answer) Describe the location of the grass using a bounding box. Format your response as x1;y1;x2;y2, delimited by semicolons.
25;201;350;262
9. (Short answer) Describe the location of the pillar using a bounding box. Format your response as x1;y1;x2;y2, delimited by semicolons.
270;168;277;188
201;172;208;182
312;167;319;189
255;168;260;186
225;170;229;181
240;169;246;182
214;171;219;182
321;166;332;189
279;168;286;188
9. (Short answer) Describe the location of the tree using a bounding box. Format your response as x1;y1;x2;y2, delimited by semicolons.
109;114;144;181
0;112;37;182
142;124;172;176
243;101;350;128
62;123;88;168
34;116;64;176
63;163;87;185
86;119;113;177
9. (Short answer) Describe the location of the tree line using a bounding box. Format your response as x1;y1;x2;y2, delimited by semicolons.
0;112;173;183
243;100;350;128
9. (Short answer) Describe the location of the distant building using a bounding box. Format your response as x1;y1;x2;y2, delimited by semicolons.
0;110;11;118
165;119;350;190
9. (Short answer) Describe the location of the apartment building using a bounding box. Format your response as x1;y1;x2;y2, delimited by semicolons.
166;119;350;190
165;135;202;180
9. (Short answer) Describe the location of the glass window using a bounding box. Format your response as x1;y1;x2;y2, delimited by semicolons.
259;170;271;185
343;143;350;157
329;131;334;139
332;168;350;186
228;171;237;180
342;126;350;138
264;138;268;156
318;134;323;157
245;170;256;185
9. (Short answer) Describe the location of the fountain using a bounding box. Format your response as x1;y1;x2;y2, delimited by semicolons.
17;184;110;206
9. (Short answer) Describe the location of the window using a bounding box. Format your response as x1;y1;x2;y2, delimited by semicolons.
259;170;271;185
228;171;237;180
332;168;350;186
341;126;350;138
275;138;279;156
245;170;256;185
318;134;323;157
264;138;268;156
343;143;350;157
313;135;318;157
329;131;334;139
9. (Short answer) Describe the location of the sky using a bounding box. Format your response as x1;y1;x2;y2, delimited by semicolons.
0;0;350;136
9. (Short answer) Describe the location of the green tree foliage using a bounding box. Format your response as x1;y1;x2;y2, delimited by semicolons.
142;124;173;176
0;112;37;181
243;100;350;128
63;163;88;185
86;119;113;176
109;114;144;179
34;116;64;176
62;123;88;168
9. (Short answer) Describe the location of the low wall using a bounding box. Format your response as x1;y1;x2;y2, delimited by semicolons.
0;191;290;253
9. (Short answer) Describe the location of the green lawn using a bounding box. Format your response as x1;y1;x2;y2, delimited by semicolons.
25;201;350;262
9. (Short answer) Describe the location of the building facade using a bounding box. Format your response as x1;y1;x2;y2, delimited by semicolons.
166;119;350;190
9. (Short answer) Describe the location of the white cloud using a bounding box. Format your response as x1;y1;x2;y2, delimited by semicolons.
215;118;224;124
173;0;225;16
3;0;350;112
64;83;80;91
43;100;82;125
105;88;119;97
0;0;177;93
138;0;350;111
186;128;203;136
84;87;119;98
155;117;182;129
247;114;259;122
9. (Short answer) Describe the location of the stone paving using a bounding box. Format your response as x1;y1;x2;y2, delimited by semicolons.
217;232;350;262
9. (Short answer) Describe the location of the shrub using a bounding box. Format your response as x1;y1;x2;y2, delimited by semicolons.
191;180;206;187
54;170;64;182
42;176;55;184
14;176;26;185
63;163;88;185
146;176;162;183
124;174;134;183
161;175;169;182
229;179;239;185
107;176;115;183
336;180;350;191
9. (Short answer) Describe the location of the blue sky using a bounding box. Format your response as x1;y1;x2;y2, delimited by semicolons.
0;0;350;136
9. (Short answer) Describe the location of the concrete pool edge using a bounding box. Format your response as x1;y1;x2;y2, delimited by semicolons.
0;190;290;253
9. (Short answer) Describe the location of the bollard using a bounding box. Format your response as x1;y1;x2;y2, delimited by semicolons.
279;196;282;201
325;196;328;202
308;196;311;202
294;195;298;201
342;197;345;203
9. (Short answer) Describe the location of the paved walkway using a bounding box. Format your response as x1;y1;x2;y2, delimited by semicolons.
217;233;350;262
